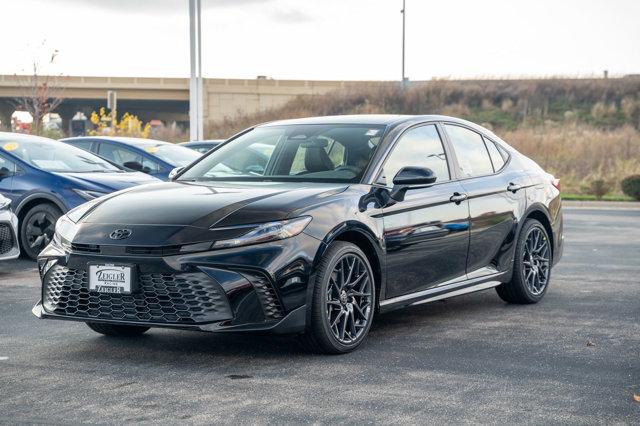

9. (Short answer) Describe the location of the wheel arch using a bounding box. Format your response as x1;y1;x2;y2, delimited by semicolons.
521;203;554;257
312;221;386;307
16;193;67;221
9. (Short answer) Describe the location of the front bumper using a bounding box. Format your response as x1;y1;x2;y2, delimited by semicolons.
0;209;20;261
34;232;323;334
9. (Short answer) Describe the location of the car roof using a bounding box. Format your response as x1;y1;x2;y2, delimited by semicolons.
180;140;223;146
0;132;57;144
61;136;170;147
257;114;508;145
257;114;484;128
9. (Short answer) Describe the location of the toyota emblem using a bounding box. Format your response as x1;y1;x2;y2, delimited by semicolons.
109;229;132;240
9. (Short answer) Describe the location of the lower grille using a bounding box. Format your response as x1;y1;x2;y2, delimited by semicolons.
0;224;14;255
240;271;284;319
43;265;232;324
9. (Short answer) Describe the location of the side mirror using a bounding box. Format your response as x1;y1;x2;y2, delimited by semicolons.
0;167;12;180
123;161;143;172
168;167;184;181
389;167;437;202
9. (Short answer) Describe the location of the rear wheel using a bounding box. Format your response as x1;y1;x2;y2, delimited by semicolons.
496;218;552;304
298;242;376;354
86;322;150;337
20;203;61;260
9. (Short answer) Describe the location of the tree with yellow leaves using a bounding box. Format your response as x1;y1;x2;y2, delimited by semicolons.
89;107;151;138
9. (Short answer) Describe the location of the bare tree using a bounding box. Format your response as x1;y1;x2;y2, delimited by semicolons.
12;48;65;135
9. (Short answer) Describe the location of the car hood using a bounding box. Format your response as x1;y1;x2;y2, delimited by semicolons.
55;171;160;192
76;181;349;230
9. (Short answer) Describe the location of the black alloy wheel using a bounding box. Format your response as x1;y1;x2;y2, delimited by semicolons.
522;226;551;295
21;203;61;260
299;242;376;354
325;253;374;345
496;218;552;304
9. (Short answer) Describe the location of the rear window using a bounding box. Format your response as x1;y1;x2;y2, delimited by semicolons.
483;137;506;171
444;124;494;178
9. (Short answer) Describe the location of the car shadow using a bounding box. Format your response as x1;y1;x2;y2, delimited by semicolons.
57;290;513;367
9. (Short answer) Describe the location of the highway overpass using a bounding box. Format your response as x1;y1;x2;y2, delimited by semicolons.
0;75;365;130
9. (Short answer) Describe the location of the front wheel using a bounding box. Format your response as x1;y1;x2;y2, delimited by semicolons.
496;218;552;304
298;242;376;354
86;322;150;337
20;203;62;260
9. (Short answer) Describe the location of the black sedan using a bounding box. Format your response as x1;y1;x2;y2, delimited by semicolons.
34;115;563;354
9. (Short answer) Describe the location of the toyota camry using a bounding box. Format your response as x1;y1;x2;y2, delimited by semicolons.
33;115;563;354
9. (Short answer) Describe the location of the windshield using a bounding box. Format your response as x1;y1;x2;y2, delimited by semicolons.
178;124;385;183
143;144;200;167
1;135;121;173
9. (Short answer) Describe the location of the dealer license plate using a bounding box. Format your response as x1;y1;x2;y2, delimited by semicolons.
89;264;132;294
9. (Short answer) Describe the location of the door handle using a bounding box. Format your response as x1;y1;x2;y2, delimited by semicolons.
449;192;468;204
507;183;522;193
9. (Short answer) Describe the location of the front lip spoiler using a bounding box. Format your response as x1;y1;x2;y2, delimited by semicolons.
32;301;306;335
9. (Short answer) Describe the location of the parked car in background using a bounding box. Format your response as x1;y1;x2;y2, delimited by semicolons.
180;140;224;154
0;194;19;261
34;115;563;354
61;137;201;180
0;132;160;259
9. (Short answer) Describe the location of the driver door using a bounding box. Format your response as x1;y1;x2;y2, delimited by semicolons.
380;124;470;298
0;154;16;202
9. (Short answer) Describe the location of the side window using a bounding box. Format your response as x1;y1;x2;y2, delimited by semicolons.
66;140;93;152
381;124;450;185
98;143;142;170
0;154;16;177
444;125;493;178
483;137;506;171
327;141;346;166
141;157;160;174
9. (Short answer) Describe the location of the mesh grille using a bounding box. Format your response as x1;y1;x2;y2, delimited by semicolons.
43;265;232;324
0;224;14;255
242;272;283;319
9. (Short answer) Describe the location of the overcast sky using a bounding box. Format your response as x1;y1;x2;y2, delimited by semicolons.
1;0;638;80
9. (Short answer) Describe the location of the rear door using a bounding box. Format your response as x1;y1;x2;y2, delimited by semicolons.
381;123;470;298
442;123;527;277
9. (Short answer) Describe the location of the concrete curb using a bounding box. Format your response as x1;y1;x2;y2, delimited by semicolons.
563;200;640;210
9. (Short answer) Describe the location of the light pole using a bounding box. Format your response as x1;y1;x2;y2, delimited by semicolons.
189;0;203;141
401;0;407;88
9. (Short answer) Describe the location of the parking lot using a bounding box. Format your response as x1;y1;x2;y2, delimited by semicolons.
0;206;638;424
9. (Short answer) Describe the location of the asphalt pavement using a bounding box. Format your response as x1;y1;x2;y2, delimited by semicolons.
0;207;638;424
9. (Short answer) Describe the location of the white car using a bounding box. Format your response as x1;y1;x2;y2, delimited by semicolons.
0;194;20;260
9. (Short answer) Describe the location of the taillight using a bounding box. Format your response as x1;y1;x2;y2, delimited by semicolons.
551;178;561;191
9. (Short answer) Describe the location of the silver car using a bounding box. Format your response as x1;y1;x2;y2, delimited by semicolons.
0;194;19;260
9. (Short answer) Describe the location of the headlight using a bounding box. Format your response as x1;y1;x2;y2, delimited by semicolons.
212;216;312;249
0;197;10;210
73;189;107;201
66;197;102;223
53;215;78;247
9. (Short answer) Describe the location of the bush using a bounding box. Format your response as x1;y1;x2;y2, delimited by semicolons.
588;179;611;200
621;175;640;200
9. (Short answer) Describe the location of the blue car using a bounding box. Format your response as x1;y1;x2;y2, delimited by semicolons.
0;132;160;259
61;136;201;180
179;139;224;154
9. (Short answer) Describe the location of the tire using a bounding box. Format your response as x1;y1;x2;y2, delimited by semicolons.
86;322;150;337
20;203;62;260
298;242;376;354
496;218;552;304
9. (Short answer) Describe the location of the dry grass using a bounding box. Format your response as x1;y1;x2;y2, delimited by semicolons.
204;78;640;196
503;124;640;194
